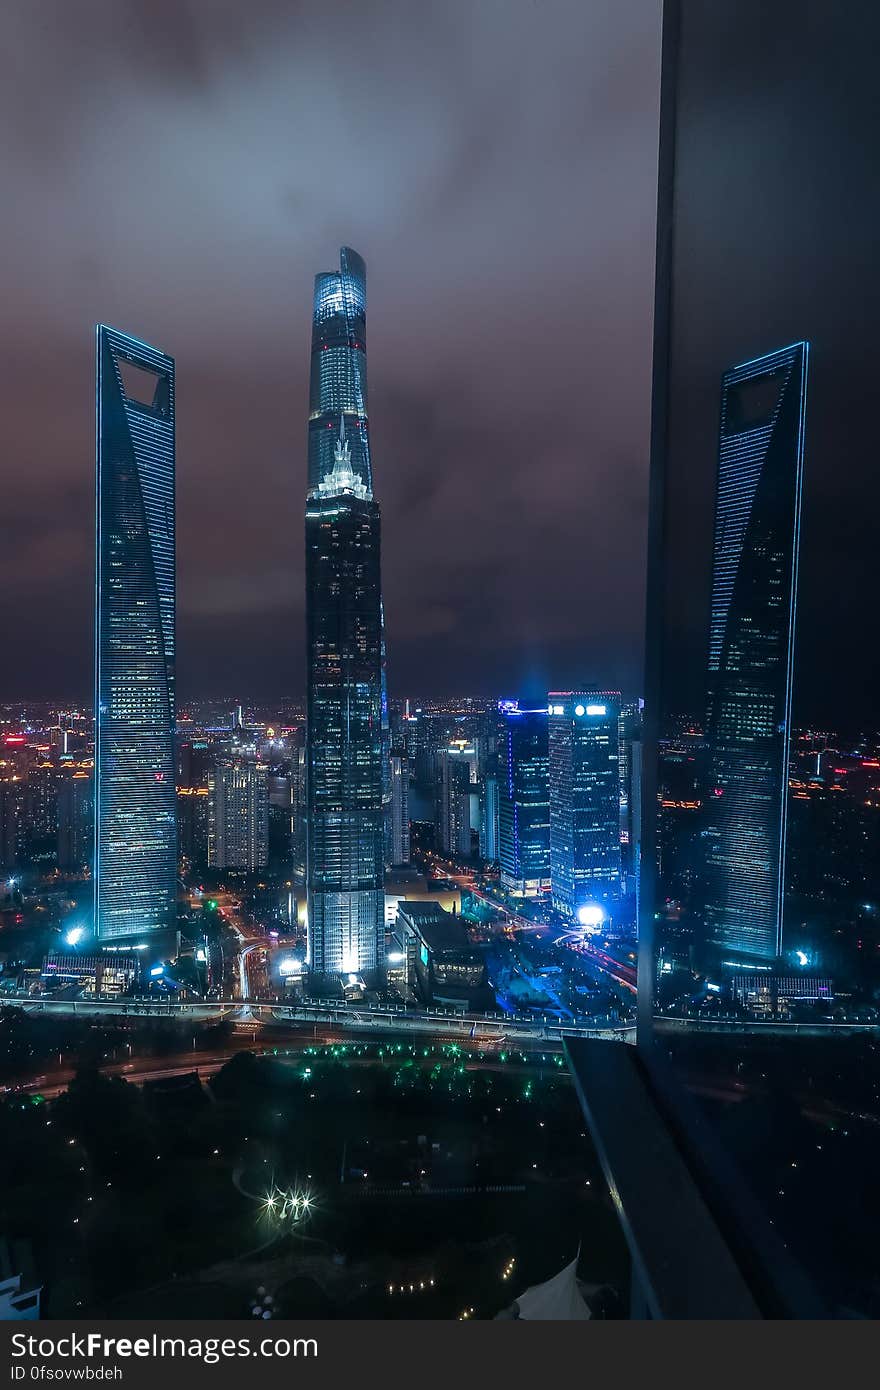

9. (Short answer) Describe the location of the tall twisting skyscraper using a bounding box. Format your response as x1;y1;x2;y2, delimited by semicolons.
702;343;809;964
94;326;177;946
305;249;385;984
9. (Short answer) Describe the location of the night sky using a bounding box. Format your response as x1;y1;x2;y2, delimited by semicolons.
2;0;660;702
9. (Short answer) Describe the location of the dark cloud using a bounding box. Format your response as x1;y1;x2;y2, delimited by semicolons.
1;0;660;700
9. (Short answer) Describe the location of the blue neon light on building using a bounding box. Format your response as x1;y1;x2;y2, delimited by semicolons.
497;702;550;896
548;692;621;919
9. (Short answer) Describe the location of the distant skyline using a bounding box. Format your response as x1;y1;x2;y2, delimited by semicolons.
1;0;660;700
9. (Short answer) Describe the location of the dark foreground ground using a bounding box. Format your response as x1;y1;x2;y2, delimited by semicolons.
0;1034;628;1318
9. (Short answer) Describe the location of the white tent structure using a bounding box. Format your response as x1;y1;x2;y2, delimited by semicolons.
513;1254;592;1321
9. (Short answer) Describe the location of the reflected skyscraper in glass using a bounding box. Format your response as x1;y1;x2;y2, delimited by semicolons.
94;325;177;944
702;342;809;963
305;248;385;983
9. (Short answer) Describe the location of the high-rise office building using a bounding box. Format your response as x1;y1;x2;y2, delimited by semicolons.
480;773;500;863
497;702;550;896
305;248;385;982
411;714;446;790
548;692;621;922
57;772;93;873
177;785;209;870
379;605;393;864
0;777;24;871
388;753;410;866
177;739;213;790
618;700;643;894
24;765;61;846
434;744;475;858
94;326;177;946
208;759;269;871
290;741;307;875
701;344;809;963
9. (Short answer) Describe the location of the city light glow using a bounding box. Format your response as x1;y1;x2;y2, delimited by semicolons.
576;904;605;929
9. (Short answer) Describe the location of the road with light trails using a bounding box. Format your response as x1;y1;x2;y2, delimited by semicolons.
462;884;638;994
7;995;633;1044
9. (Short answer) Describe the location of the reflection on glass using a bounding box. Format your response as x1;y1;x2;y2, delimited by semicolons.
647;0;880;1316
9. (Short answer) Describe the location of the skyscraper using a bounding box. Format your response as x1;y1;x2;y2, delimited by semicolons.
480;773;500;863
57;771;93;873
291;740;307;876
548;692;621;923
388;753;410;866
618;700;643;895
379;604;393;863
94;326;177;947
208;759;269;871
497;702;550;896
305;249;385;983
435;744;475;858
0;777;24;872
701;343;809;963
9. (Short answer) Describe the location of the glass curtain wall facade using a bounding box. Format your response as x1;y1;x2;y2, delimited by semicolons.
642;0;880;1315
548;692;621;922
388;753;410;866
94;325;177;944
305;249;385;982
498;703;550;896
702;344;808;965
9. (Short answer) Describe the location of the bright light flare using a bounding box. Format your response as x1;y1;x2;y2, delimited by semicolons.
576;903;605;930
262;1185;315;1226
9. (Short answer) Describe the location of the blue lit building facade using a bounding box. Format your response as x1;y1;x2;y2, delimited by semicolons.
497;702;550;896
548;692;621;922
480;773;500;863
702;343;809;964
94;325;177;945
305;249;385;983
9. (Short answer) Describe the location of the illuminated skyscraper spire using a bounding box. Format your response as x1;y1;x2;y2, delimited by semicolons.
305;249;385;984
313;409;367;500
